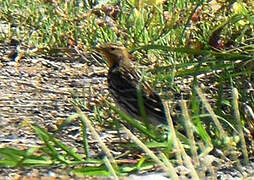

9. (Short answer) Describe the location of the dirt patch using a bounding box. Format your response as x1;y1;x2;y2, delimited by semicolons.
1;43;254;179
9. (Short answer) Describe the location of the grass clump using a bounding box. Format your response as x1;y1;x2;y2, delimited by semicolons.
0;0;253;178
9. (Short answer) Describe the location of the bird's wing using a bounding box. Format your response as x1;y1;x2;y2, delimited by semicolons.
110;66;166;123
126;67;166;122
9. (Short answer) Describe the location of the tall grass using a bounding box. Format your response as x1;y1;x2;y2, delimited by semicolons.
0;0;253;178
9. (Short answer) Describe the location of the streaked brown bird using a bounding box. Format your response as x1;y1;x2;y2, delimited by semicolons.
96;43;167;125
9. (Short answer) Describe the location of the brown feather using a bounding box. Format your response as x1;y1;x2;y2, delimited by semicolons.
96;43;167;125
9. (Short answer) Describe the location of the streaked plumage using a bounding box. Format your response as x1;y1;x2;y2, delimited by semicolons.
96;43;167;125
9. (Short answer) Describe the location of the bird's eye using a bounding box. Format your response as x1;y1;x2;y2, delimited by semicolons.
110;47;115;51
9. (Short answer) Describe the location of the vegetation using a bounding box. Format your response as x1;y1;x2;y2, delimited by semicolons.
0;0;253;178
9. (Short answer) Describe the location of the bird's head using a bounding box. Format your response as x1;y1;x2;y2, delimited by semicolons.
96;43;130;68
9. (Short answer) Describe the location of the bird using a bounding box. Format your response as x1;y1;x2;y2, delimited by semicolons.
96;43;167;125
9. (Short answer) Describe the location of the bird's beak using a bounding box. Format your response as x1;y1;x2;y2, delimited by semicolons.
95;46;101;52
95;45;110;60
95;45;115;68
95;45;106;54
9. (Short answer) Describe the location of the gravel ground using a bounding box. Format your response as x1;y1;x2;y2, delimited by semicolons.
0;42;254;179
0;42;110;179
